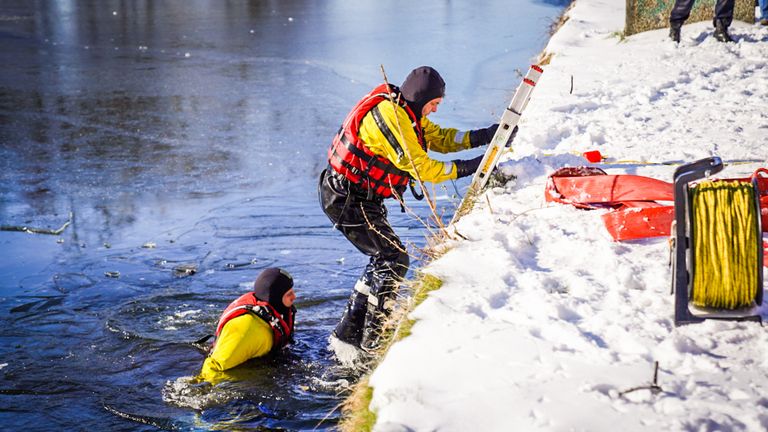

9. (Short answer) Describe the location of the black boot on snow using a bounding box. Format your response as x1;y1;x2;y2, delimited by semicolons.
669;24;681;43
713;21;733;43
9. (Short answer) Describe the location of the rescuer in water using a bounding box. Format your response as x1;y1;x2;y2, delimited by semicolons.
199;267;296;380
319;66;498;353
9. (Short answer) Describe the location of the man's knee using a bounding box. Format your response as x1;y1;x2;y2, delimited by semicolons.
393;251;409;278
376;250;409;279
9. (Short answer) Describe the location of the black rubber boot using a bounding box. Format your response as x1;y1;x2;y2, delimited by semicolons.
669;23;681;43
713;20;733;43
332;276;373;347
359;265;401;352
359;288;395;352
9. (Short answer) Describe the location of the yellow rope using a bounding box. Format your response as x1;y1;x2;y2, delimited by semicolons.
690;181;760;309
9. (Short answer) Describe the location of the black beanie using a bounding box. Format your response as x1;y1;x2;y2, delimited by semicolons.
253;267;294;317
400;66;445;119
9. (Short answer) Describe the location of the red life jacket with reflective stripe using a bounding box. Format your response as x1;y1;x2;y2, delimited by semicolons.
214;292;295;350
328;84;426;199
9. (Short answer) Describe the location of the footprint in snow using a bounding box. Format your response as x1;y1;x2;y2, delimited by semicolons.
488;290;510;309
465;303;487;319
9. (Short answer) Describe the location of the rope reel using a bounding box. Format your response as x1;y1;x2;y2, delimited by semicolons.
690;181;761;309
672;157;764;325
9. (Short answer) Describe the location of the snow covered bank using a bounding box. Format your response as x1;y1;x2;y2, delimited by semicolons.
367;1;768;430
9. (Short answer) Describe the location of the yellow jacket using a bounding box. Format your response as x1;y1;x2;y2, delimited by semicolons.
198;314;273;383
358;100;474;183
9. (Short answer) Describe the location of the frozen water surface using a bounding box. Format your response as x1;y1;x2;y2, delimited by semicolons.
0;0;566;429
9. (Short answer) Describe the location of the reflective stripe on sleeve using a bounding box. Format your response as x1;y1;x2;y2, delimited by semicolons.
454;131;466;145
445;162;454;175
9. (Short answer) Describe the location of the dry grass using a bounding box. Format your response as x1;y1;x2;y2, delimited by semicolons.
548;3;572;36
537;51;554;66
338;376;377;432
539;0;576;66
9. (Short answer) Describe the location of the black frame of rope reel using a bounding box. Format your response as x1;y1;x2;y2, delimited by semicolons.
671;157;764;326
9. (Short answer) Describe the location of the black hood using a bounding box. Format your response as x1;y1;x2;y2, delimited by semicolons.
400;66;445;119
252;267;294;317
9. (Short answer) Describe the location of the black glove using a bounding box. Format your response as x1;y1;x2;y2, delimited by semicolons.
469;123;499;148
454;155;484;179
506;125;519;147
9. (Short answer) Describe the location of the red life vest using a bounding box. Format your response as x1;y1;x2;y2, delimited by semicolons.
214;292;295;350
328;84;426;199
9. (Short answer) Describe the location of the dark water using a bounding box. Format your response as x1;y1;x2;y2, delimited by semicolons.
0;1;567;430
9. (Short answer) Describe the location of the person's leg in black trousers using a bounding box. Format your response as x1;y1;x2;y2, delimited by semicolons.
319;169;410;349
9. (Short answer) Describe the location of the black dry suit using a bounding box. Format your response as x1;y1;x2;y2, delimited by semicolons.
319;167;410;350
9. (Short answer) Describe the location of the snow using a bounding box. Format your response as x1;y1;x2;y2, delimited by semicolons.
366;1;768;431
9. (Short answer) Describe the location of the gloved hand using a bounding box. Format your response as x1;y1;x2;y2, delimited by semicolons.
454;155;484;179
469;123;499;148
506;125;519;147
